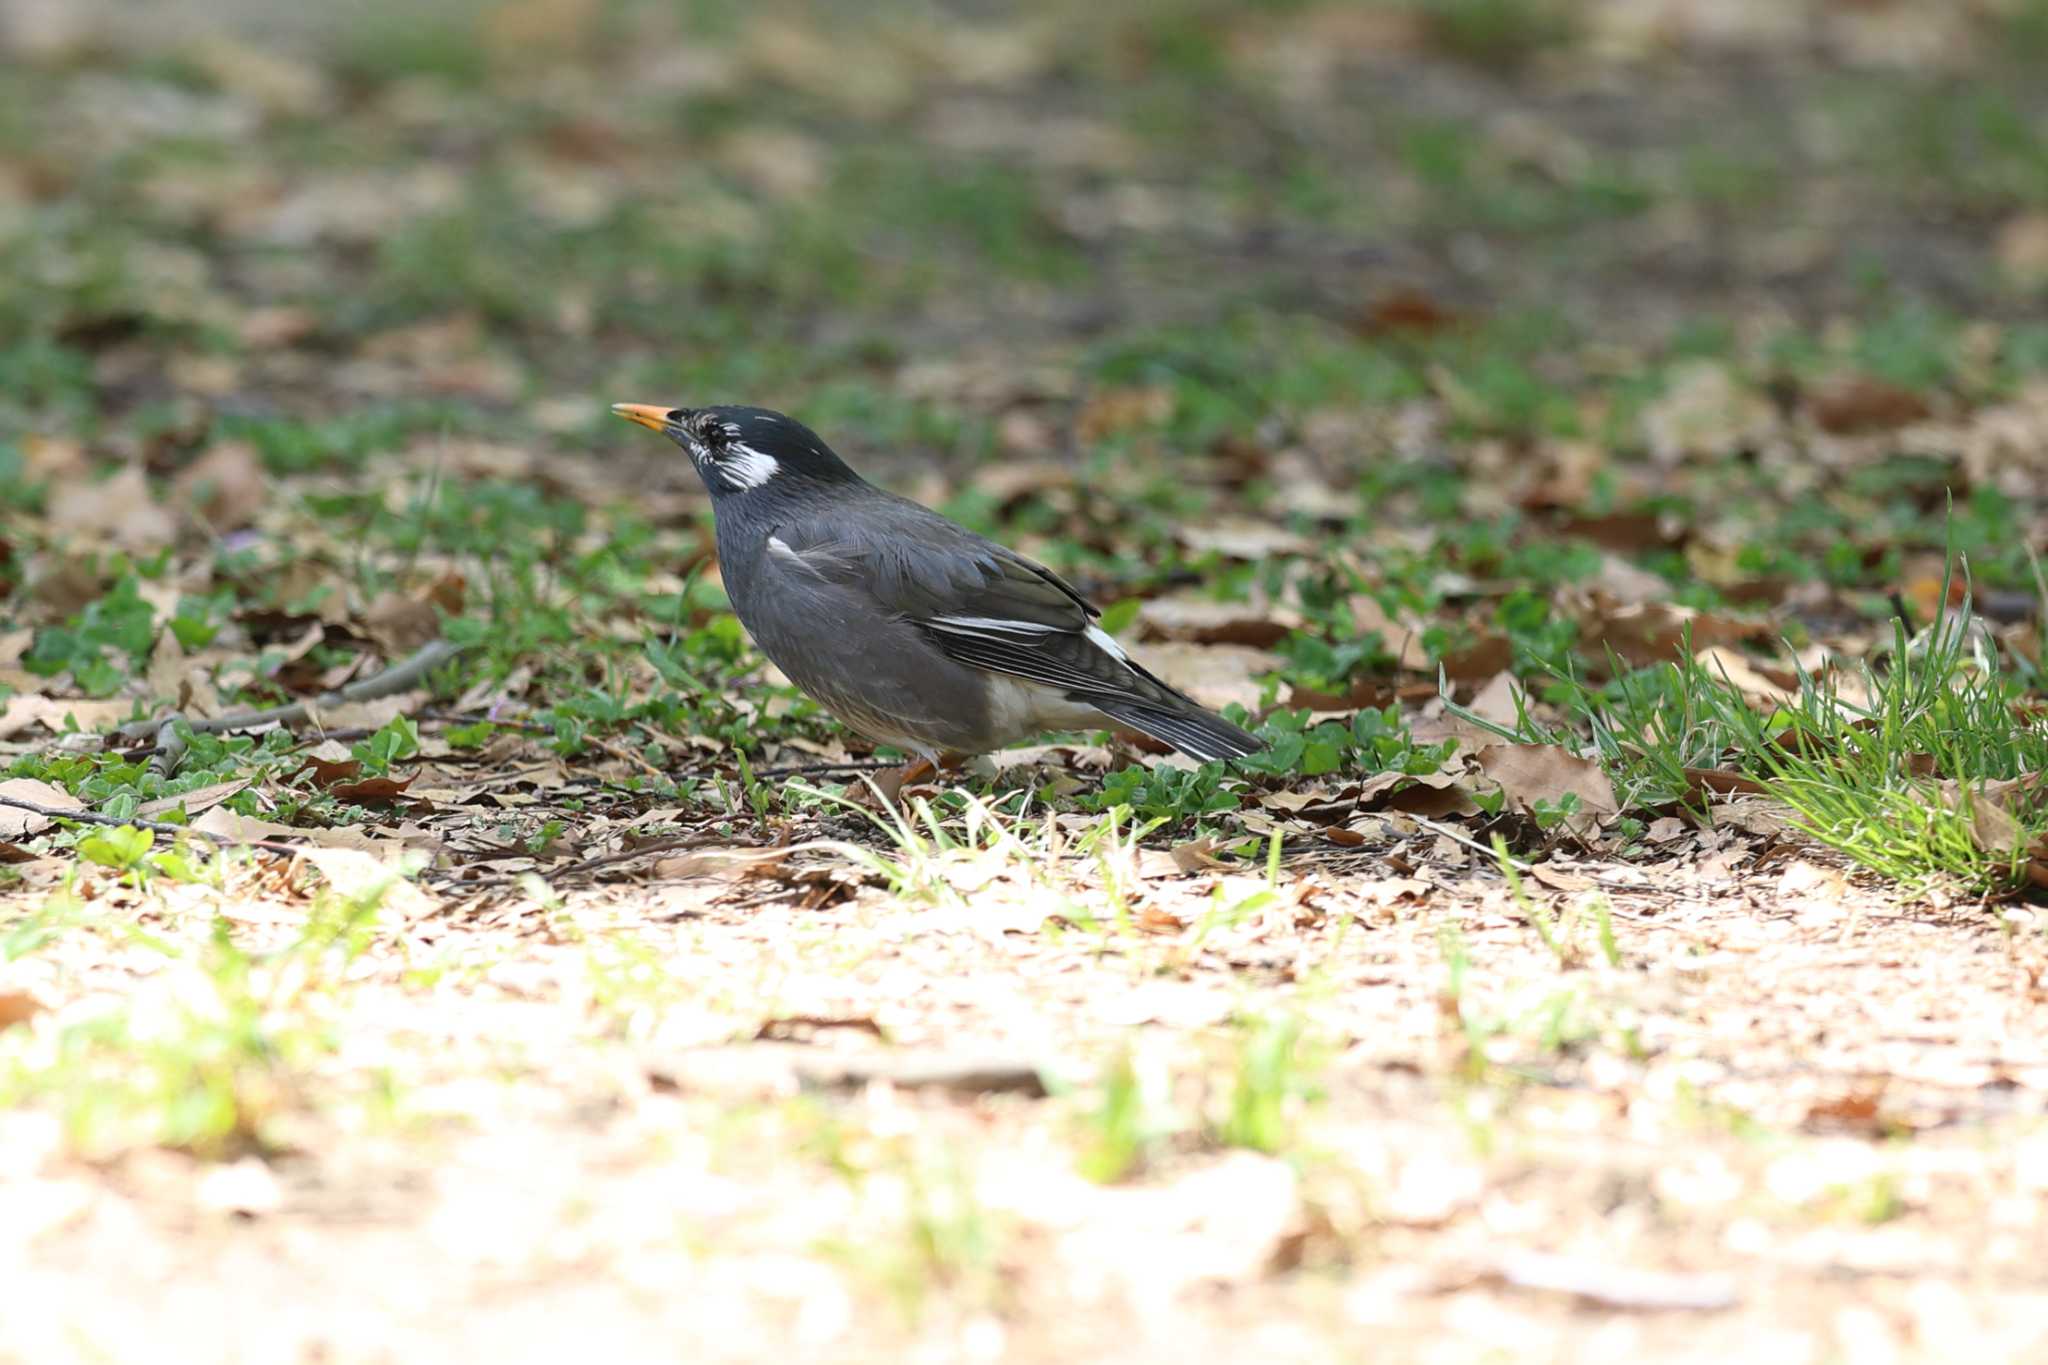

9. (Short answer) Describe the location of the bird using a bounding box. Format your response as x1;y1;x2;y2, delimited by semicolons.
611;402;1263;778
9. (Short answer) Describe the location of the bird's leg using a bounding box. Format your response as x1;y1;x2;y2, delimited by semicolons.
862;752;964;809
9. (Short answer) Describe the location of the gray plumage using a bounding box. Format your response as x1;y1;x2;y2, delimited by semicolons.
612;402;1264;764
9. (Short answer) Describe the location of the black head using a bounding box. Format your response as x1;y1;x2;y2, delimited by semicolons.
611;402;860;497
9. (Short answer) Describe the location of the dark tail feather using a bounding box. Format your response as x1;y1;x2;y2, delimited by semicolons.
1087;696;1263;763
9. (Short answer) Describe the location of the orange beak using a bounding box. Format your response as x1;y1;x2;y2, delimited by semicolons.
610;402;673;433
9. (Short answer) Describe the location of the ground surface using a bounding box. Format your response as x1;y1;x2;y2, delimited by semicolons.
6;1;2048;1360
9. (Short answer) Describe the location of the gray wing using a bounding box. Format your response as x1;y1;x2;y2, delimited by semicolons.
766;497;1167;702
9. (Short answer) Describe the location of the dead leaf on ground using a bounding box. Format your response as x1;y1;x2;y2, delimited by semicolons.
1998;211;2048;290
1693;645;1802;706
0;989;46;1028
1486;1250;1739;1313
297;754;363;789
1579;598;1768;669
361;575;464;655
1285;678;1415;712
1683;767;1771;799
135;778;249;819
1810;374;1932;436
1802;1088;1899;1137
1175;518;1316;560
326;772;419;805
1554;509;1683;554
1357;285;1461;335
46;464;177;551
0;695;134;739
1463;670;1523;725
1126;641;1276;713
1435;630;1515;683
171;440;268;531
1136;593;1299;648
1075;385;1173;441
1526;862;1596;893
0;777;85;838
146;628;222;718
1353;767;1484;819
653;845;797;881
1473;743;1619;824
1642;360;1777;465
187;805;432;855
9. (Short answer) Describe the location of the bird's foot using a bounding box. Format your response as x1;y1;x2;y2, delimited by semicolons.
859;753;963;810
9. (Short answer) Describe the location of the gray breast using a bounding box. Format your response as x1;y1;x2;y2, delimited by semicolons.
720;525;1004;756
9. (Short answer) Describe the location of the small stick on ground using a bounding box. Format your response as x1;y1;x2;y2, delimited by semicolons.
751;758;903;779
117;639;472;777
0;793;311;856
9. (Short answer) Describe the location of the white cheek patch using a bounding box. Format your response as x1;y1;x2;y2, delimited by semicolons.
720;441;780;490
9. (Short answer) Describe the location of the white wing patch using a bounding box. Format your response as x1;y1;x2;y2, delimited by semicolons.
930;615;1059;635
721;441;780;490
766;535;813;571
1084;624;1130;665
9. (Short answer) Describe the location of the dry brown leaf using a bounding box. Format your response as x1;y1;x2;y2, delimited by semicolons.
1169;837;1229;873
1488;1250;1739;1313
1126;641;1275;712
1136;594;1298;648
1641;360;1776;465
654;846;797;880
1645;816;1689;843
135;779;248;819
1463;671;1524;726
1135;905;1188;934
1473;743;1619;822
1582;600;1766;669
23;433;89;482
0;694;133;739
0;989;46;1028
0;777;84;838
325;772;418;805
1357;285;1460;335
1555;509;1682;553
146;628;221;718
1175;517;1316;560
713;127;827;199
310;695;423;732
171;440;268;532
1998;211;2048;289
1810;374;1932;436
1525;862;1595;893
1590;552;1676;605
1802;1089;1895;1137
295;845;431;907
238;305;320;348
1683;767;1771;799
1370;769;1484;819
1076;385;1172;441
46;464;176;551
187;806;423;854
183;35;329;115
484;0;602;61
361;594;441;656
1436;631;1515;683
297;754;363;789
1284;678;1412;712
